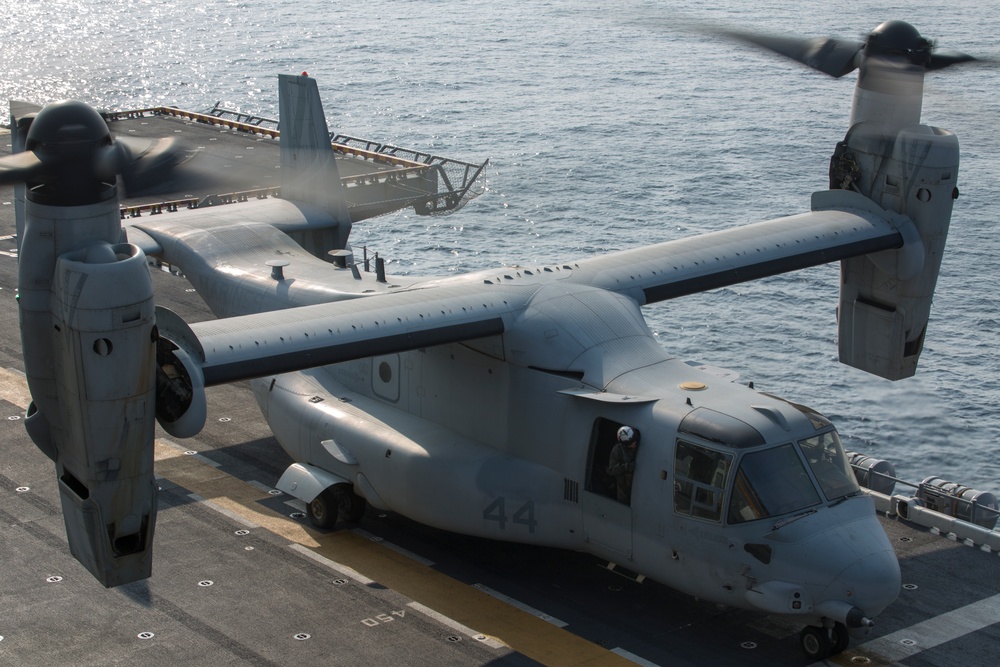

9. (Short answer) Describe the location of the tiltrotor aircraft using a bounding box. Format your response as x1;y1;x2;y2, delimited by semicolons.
2;20;983;660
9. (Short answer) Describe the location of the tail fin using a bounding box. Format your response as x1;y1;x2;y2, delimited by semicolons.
277;73;352;248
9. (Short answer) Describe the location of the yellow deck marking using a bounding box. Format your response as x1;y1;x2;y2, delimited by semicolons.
154;440;320;548
160;442;628;665
308;529;625;666
0;367;32;411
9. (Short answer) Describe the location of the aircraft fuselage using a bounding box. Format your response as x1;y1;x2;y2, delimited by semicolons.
251;284;900;629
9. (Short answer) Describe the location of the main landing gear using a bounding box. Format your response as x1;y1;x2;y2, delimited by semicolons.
306;484;367;529
800;623;850;660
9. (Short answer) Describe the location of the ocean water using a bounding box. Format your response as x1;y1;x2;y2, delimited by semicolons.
3;0;999;491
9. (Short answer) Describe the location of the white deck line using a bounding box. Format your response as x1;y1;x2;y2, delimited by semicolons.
188;493;259;528
810;592;1000;666
861;592;1000;660
611;647;661;666
406;601;507;649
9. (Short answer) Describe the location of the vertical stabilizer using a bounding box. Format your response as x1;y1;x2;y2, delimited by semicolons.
277;73;352;247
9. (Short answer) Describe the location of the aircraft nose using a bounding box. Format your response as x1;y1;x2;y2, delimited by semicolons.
821;523;901;619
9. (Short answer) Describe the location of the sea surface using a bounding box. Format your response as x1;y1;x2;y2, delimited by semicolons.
3;0;998;491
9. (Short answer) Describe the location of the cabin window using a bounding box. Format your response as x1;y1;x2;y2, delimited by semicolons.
799;430;860;501
673;441;732;522
728;444;821;524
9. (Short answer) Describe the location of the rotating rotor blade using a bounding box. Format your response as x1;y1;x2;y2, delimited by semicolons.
113;139;274;199
8;99;269;204
6;99;122;205
724;30;863;78
0;150;45;186
862;20;986;71
926;49;982;70
724;21;987;78
113;135;185;197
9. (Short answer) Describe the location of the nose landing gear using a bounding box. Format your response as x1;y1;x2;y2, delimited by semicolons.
800;623;849;660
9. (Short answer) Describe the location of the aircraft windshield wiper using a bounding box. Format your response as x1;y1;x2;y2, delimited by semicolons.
772;508;818;531
830;491;862;508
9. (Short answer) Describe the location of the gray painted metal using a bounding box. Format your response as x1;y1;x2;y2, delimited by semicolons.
276;462;350;503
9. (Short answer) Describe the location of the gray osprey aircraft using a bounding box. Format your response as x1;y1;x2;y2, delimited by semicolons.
3;20;983;661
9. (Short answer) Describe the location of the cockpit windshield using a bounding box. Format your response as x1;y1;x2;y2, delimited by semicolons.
798;429;860;501
728;444;820;524
727;428;860;524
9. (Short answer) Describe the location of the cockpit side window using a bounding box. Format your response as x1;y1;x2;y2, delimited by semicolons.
799;430;860;500
673;441;732;522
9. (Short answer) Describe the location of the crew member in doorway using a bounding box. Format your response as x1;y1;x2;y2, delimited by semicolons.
607;426;638;503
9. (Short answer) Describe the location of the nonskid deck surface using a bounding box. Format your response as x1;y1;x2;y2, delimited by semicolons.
1;120;998;666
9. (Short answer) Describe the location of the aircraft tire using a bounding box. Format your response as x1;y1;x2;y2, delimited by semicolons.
799;626;832;660
831;623;850;655
307;488;339;529
334;485;367;522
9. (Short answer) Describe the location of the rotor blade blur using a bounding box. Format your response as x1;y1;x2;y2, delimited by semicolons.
0;150;45;186
927;50;982;70
117;141;274;199
724;31;863;77
115;135;184;197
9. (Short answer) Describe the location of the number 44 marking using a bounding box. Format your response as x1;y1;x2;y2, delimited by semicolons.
482;497;537;533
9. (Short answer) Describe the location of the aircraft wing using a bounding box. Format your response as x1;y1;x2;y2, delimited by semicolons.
124;226;164;256
185;190;918;386
572;190;909;306
190;282;534;386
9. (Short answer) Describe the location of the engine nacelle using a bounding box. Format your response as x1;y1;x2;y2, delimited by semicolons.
832;122;959;380
46;241;158;586
18;200;208;586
